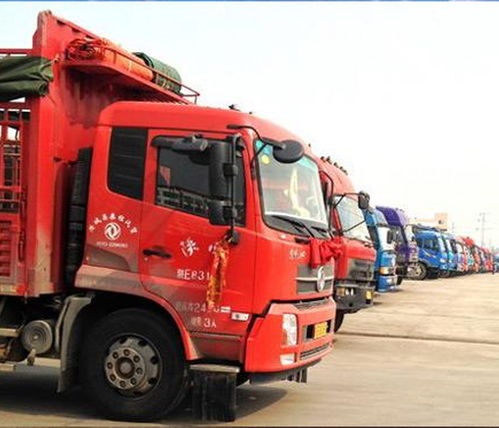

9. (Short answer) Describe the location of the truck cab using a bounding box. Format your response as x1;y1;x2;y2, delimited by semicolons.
443;233;459;275
364;208;398;292
319;157;376;332
454;238;467;274
463;237;478;272
412;226;448;279
376;206;418;284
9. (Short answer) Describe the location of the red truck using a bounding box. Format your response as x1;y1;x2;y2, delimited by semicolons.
319;157;375;332
0;12;336;422
463;237;480;273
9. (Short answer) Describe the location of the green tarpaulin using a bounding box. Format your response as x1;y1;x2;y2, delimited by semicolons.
134;52;182;95
0;56;53;102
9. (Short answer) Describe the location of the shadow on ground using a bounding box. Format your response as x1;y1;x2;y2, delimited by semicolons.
0;364;287;425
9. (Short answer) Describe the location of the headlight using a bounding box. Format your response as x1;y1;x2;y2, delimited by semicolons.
282;314;298;346
379;267;390;275
440;259;446;263
280;353;295;365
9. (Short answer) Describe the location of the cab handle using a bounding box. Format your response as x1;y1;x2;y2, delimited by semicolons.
143;248;172;259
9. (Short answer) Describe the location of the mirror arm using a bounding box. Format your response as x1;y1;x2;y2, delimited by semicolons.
342;218;367;234
227;124;286;179
332;193;345;209
226;133;241;245
249;142;268;179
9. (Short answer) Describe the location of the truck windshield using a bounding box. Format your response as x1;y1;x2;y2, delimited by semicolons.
334;196;371;242
405;224;415;242
390;225;406;245
437;237;445;252
256;141;328;236
378;225;394;250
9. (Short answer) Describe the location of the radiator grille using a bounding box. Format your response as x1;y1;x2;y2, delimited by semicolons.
300;343;330;360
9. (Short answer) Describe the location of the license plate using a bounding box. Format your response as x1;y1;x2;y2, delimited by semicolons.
366;290;373;300
313;322;328;339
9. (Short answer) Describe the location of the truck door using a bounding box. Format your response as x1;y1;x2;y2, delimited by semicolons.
423;238;439;267
138;129;256;348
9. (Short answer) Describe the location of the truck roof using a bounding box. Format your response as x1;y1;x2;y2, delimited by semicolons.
99;102;305;147
318;157;355;194
414;229;442;239
376;206;409;227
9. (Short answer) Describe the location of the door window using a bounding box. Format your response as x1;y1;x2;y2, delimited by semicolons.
423;238;438;251
155;140;245;223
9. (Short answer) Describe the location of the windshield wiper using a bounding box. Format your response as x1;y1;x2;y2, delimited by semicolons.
311;225;330;238
270;214;314;238
342;219;367;234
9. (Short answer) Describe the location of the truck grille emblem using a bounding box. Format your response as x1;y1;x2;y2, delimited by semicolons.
316;266;326;292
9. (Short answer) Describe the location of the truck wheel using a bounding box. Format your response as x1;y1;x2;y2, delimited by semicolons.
396;276;403;285
412;263;427;281
334;311;345;332
80;308;188;422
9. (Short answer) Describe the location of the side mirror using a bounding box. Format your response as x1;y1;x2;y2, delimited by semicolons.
387;230;394;244
272;140;304;164
209;143;232;199
358;191;370;210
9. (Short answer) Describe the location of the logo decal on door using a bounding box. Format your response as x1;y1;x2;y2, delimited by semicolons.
104;222;121;241
180;237;199;257
88;213;138;249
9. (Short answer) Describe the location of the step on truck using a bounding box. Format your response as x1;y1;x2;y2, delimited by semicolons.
319;157;375;332
364;208;398;292
0;12;336;422
376;206;418;286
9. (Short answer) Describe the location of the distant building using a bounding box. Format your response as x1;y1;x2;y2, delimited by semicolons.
411;212;449;231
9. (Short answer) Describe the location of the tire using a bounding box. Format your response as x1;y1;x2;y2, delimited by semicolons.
412;262;427;281
334;311;345;333
80;308;188;422
396;276;403;285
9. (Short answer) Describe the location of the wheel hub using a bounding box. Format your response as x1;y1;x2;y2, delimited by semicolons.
104;336;160;396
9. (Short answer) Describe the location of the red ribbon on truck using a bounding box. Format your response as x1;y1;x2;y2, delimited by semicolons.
309;237;343;268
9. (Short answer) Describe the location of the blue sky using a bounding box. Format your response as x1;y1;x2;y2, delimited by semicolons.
2;2;498;247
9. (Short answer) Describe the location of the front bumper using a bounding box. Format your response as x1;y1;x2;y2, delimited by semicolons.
245;298;335;373
377;274;397;292
334;282;374;313
396;263;408;277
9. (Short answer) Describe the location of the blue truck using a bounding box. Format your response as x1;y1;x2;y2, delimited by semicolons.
442;232;459;276
376;206;418;285
365;208;398;292
412;225;449;280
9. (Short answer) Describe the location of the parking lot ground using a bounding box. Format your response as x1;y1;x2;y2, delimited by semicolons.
0;274;498;426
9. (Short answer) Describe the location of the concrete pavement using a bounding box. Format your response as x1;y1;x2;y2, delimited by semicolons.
0;274;498;426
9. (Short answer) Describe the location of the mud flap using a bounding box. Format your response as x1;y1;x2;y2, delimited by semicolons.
190;364;239;422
